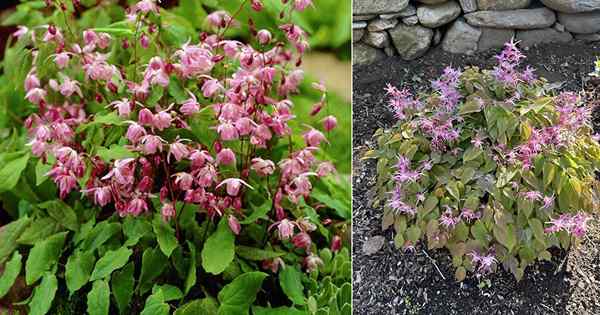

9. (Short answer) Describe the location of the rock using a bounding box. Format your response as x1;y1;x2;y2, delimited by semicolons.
541;0;600;13
353;21;367;29
353;43;386;65
362;235;386;255
353;29;365;43
417;0;449;4
442;18;482;54
402;16;420;25
558;11;600;34
516;28;573;46
459;0;478;12
417;1;462;28
575;33;600;42
363;31;390;48
433;29;443;45
389;24;433;60
384;46;396;56
464;8;556;29
354;0;409;15
380;5;417;19
478;28;514;51
554;22;566;32
353;15;377;21
368;18;399;32
477;0;530;10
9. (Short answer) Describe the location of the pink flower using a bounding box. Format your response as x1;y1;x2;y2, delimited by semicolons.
468;250;497;274
235;117;255;136
54;52;70;69
250;0;263;11
251;158;275;176
83;186;112;206
228;215;241;235
322;115;337;131
316;162;335;177
25;88;46;104
270;219;296;240
292;232;312;251
54;173;78;199
217;178;253;196
522;190;543;202
294;0;313;11
138;108;155;125
135;0;159;14
331;235;342;253
102;158;136;185
125;197;148;216
285;173;315;203
216;148;236;166
173;42;214;77
542;195;554;209
168;141;189;162
439;208;460;229
188;149;213;169
24;72;40;92
303;128;326;147
180;92;200;116
110;99;133;117
173;172;194;190
13;26;28;39
153;110;172;130
201;79;222;98
303;254;324;272
207;11;233;28
138;135;163;154
217;121;239;141
257;30;272;45
162;203;176;221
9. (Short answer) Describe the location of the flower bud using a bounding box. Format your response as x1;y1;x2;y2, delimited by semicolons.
331;235;342;253
228;215;241;235
216;148;236;166
323;115;337;131
257;29;272;45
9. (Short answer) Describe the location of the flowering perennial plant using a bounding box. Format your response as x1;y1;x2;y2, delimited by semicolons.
369;41;600;281
0;0;350;314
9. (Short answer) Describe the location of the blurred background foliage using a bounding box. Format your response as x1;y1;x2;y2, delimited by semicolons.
0;0;351;173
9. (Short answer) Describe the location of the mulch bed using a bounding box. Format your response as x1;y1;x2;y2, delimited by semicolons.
352;41;600;315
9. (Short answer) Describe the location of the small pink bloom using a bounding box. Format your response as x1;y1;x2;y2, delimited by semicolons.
25;88;46;104
217;178;253;196
54;52;70;69
294;0;313;11
138;108;155;125
188;149;213;169
257;29;272;45
139;134;163;154
303;254;324;272
322;115;337;131
201;79;222;98
59;77;82;97
270;219;295;240
235;117;255;136
316;162;335;177
292;232;312;251
331;235;342;253
217;121;239;141
216;148;236;166
180;92;200;116
140;33;150;48
153;110;172;130
250;0;263;11
125;197;148;216
173;172;194;190
24;72;40;92
162;203;176;221
110;99;133;117
168;141;189;162
228;215;241;235
303;128;326;147
90;186;112;207
206;11;232;28
251;158;275;176
135;0;159;13
13;26;28;39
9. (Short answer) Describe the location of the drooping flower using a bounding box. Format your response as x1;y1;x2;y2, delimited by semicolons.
468;250;497;274
216;148;236;166
228;215;241;235
217;178;253;196
251;158;275;176
269;219;296;240
161;203;176;221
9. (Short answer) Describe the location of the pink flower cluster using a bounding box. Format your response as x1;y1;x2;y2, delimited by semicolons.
492;40;536;87
544;212;590;237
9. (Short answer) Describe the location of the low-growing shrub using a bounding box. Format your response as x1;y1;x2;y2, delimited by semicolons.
0;0;350;314
368;41;600;281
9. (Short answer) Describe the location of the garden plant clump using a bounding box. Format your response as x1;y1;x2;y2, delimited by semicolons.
368;41;600;281
0;0;350;314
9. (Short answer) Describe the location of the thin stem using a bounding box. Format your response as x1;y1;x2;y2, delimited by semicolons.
218;0;250;39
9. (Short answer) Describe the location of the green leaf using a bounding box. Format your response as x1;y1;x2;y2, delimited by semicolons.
235;246;285;261
153;217;179;257
310;189;350;219
174;298;219;315
96;145;136;162
0;251;22;298
39;200;79;231
123;217;152;247
112;262;135;315
65;250;95;295
152;284;183;301
168;78;188;103
77;112;125;133
0;216;30;263
16;217;61;245
240;200;272;224
543;161;556;189
82;222;121;252
252;306;307;315
217;272;267;315
29;273;58;315
91;27;134;36
90;246;132;281
202;217;235;275
446;181;460;200
87;280;110;315
138;247;167;294
493;223;517;252
0;152;29;192
463;146;482;162
184;241;197;296
529;218;545;241
279;267;305;305
35;159;52;186
26;231;68;285
140;289;170;315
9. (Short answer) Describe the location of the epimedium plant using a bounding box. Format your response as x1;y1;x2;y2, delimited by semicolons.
367;41;600;282
0;0;351;314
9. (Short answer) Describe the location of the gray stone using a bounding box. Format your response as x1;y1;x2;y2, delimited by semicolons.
388;24;434;60
575;33;600;41
363;31;390;48
459;0;478;12
353;29;365;43
554;22;566;32
416;0;449;4
558;11;600;34
478;28;515;51
417;1;462;28
402;16;420;25
353;43;386;65
353;21;367;29
380;5;417;19
442;18;482;54
477;0;530;10
384;46;396;56
541;0;600;13
516;28;573;46
464;8;556;29
354;0;409;15
353;15;377;21
362;235;386;255
368;18;399;32
433;29;443;45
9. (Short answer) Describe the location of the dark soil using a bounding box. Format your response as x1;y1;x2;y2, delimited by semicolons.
352;42;600;315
